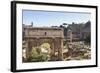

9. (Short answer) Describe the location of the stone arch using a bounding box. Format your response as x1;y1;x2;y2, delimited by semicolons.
39;38;55;61
22;26;64;62
25;38;63;61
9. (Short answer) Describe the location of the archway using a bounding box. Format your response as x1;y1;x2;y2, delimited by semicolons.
24;38;63;61
22;26;64;62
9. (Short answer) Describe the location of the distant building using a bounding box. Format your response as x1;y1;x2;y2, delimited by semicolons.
62;21;91;42
81;21;91;40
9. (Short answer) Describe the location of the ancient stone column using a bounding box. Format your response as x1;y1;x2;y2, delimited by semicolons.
58;38;63;61
36;38;40;47
70;30;72;43
26;39;33;58
50;38;55;61
25;40;29;59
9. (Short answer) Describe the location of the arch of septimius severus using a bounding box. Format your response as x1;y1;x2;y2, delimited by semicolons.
23;26;64;61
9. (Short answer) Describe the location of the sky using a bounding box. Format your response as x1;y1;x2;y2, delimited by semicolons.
22;10;91;27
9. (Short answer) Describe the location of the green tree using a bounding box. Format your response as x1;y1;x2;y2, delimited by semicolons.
27;47;49;62
84;35;91;45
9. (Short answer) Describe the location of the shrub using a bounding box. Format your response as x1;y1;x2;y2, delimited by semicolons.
84;35;91;45
28;47;49;62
